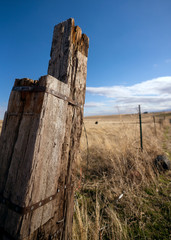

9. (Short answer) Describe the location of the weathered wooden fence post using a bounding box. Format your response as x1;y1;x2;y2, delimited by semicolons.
0;18;89;240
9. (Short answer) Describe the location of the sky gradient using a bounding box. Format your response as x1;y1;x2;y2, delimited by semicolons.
0;0;171;118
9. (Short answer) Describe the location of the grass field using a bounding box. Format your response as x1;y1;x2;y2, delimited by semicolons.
73;112;171;240
0;112;171;239
0;120;2;132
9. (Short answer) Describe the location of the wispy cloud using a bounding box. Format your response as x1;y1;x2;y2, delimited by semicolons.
85;102;106;108
165;59;171;64
85;76;171;115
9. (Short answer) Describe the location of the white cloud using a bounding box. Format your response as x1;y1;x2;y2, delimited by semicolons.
85;76;171;115
87;76;171;97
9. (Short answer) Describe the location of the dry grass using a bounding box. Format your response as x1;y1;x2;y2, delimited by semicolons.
73;112;171;240
0;120;2;133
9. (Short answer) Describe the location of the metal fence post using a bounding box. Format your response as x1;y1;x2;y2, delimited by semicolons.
153;115;157;136
138;105;143;151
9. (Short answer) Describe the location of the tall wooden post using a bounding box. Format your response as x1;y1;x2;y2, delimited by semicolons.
0;18;89;240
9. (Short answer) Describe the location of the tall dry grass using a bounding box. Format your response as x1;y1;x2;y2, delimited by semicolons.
73;113;171;239
0;120;2;133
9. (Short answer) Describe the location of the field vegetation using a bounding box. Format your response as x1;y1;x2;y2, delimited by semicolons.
0;120;2;131
0;113;170;239
73;112;171;240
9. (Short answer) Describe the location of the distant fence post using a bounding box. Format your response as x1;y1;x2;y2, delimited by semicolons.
153;115;157;136
0;18;89;240
159;118;163;129
138;105;143;151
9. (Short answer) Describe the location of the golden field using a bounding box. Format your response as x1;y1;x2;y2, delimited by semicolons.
73;112;171;240
0;112;171;239
0;120;2;132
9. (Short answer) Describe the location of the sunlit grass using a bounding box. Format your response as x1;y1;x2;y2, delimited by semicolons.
73;113;171;240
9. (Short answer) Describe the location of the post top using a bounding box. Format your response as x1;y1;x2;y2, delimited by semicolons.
48;18;89;83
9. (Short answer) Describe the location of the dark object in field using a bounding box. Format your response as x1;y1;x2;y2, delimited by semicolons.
169;119;171;124
143;111;148;114
95;121;98;124
154;155;171;171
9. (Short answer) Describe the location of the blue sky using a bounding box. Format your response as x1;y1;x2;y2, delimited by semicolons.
0;0;171;118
